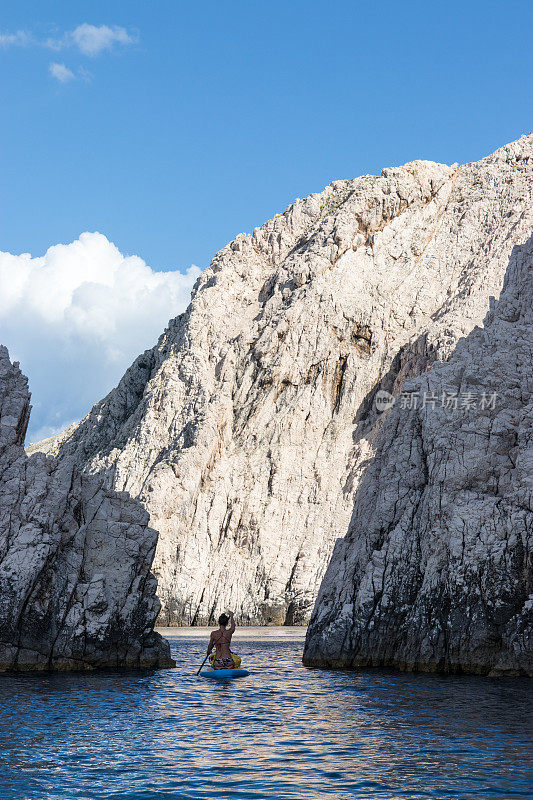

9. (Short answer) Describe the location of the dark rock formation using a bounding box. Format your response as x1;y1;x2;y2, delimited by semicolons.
303;235;533;676
0;347;174;671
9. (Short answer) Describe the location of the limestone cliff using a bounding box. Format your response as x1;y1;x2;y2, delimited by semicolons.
37;135;533;625
303;234;533;675
0;347;173;671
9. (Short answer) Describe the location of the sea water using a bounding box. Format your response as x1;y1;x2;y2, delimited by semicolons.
0;627;531;800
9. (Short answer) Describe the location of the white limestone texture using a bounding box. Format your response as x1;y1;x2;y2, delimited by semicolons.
304;233;533;676
0;346;174;671
37;135;533;628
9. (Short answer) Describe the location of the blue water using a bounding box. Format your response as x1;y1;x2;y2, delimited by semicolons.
0;627;531;800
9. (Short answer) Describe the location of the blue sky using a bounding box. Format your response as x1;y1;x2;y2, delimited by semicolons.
1;0;532;440
3;0;532;270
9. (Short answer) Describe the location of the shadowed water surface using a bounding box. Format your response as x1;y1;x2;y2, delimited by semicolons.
0;627;531;799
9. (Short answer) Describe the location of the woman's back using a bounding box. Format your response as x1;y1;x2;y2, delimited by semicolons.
207;611;236;670
212;628;233;658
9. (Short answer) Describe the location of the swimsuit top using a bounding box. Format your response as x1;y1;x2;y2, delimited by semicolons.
213;630;232;654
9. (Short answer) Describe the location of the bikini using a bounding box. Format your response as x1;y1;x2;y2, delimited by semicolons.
212;630;234;669
213;657;235;668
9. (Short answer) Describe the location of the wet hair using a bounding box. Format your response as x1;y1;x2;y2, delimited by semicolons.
218;613;229;627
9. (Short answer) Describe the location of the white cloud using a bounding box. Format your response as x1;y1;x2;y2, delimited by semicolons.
49;61;75;82
70;24;137;56
0;30;32;48
0;232;202;442
0;23;137;56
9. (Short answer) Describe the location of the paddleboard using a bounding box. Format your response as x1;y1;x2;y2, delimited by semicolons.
200;668;250;679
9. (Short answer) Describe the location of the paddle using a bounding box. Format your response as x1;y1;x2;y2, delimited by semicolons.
196;653;210;675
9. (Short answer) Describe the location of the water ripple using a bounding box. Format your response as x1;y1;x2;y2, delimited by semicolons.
0;628;531;800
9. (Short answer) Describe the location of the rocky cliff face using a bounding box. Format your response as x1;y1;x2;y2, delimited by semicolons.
303;234;533;676
38;135;533;626
0;347;173;671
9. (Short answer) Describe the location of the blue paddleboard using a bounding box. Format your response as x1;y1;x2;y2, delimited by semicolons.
200;668;250;679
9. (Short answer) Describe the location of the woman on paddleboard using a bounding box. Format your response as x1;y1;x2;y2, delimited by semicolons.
207;611;236;669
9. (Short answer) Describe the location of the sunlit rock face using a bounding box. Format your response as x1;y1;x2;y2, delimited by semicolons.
0;347;173;671
304;234;533;676
37;135;533;626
